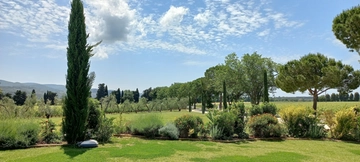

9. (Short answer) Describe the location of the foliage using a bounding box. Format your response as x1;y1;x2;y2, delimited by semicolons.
333;107;359;140
129;114;163;138
332;5;360;55
229;102;247;137
276;53;360;112
87;98;101;132
174;114;204;138
223;80;227;109
248;113;282;138
225;52;277;105
94;116;115;143
0;119;39;148
159;123;179;140
100;94;118;113
355;92;360;101
96;83;108;100
43;91;57;105
249;105;263;116
261;102;277;115
209;125;224;140
63;0;99;144
214;111;236;139
263;70;269;102
280;107;325;138
40;120;61;144
12;90;27;106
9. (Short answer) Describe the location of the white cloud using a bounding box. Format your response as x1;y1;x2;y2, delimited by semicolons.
257;29;270;37
85;0;136;43
0;0;69;42
159;6;189;27
0;0;303;59
268;12;303;29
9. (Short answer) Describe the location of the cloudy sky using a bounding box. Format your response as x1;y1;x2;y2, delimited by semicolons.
1;0;360;97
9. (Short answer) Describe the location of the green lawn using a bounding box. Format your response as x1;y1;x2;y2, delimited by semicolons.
1;138;359;162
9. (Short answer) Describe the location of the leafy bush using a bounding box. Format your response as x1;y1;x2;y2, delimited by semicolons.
248;114;282;138
229;102;247;137
261;103;277;115
174;114;204;138
114;114;128;134
94;117;115;143
249;105;263;116
87;98;101;132
333;107;358;140
0;119;39;148
280;107;312;137
130;113;163;138
209;125;223;140
159;123;179;140
280;107;326;138
215;112;237;138
40;120;61;144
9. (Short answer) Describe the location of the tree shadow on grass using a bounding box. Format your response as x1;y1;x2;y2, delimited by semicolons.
60;145;91;159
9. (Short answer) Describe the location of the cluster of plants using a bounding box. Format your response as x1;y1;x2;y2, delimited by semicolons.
323;106;360;141
247;103;284;138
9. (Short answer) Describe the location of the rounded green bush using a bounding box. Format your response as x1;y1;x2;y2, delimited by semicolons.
174;114;203;138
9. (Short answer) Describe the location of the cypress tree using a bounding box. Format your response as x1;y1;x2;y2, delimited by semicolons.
63;0;100;144
116;88;121;104
223;80;227;109
105;85;108;97
263;70;269;103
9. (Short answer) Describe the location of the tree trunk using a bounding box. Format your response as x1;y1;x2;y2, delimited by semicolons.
312;90;318;116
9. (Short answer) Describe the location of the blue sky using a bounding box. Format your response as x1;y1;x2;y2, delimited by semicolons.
1;0;360;97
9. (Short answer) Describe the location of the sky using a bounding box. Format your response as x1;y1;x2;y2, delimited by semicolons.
1;0;360;97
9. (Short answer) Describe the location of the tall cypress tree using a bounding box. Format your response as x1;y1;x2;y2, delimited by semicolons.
63;0;100;144
223;80;227;109
263;70;269;103
104;85;108;97
116;88;121;104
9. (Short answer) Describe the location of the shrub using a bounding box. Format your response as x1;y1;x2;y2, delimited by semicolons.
280;107;312;137
229;102;247;137
333;107;358;140
261;103;277;115
174;114;204;138
248;114;282;138
249;105;263;116
0;119;39;148
130;114;163;138
214;112;236;139
40;120;61;144
209;125;223;140
280;107;326;138
114;114;127;134
159;123;179;140
94;117;115;143
87;98;101;132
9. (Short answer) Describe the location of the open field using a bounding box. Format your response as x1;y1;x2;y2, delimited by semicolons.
1;137;359;162
201;101;360;111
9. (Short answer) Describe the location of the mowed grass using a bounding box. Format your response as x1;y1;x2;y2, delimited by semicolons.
1;137;359;162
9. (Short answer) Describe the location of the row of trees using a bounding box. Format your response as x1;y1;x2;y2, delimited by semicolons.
0;89;58;106
318;92;360;102
96;83;140;103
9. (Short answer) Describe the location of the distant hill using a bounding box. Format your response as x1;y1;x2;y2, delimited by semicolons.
0;79;99;99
